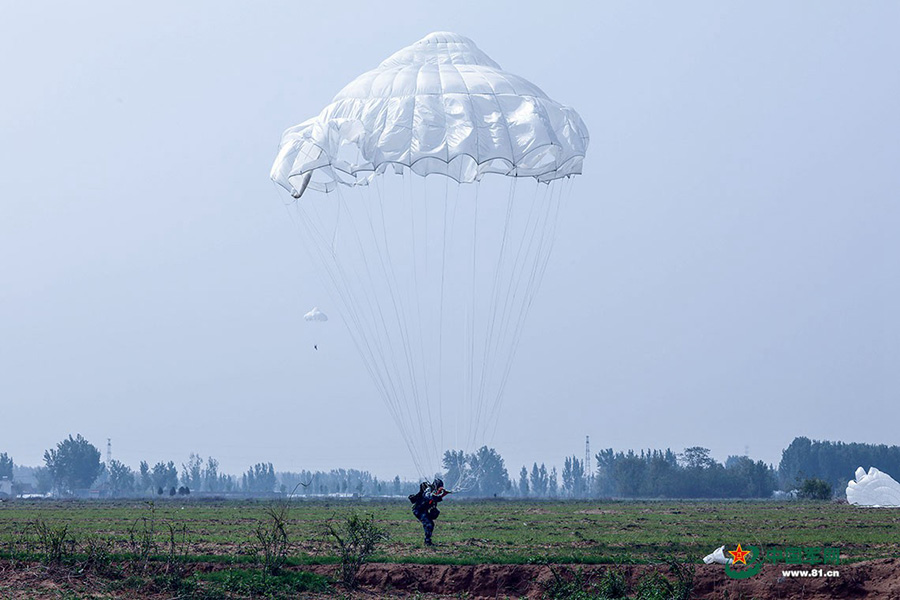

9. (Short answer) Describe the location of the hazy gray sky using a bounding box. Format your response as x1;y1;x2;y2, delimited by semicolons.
2;1;898;479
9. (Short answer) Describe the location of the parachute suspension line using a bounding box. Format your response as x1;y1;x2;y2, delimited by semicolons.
421;176;441;470
465;181;480;470
367;184;413;404
379;174;429;476
333;184;409;423
357;180;415;449
531;178;571;292
372;173;433;479
353;181;427;473
376;176;431;480
515;178;571;359
361;178;422;476
437;175;450;469
487;178;543;413
468;178;544;445
520;181;567;341
387;182;442;477
277;186;426;477
483;181;555;437
487;178;571;440
470;178;546;445
469;177;517;451
447;181;463;466
298;197;425;476
400;171;431;472
331;190;341;253
407;171;436;470
326;181;431;479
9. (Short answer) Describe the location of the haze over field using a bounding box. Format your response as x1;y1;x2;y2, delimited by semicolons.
2;1;898;478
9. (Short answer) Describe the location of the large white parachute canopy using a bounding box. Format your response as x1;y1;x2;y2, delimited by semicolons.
303;307;328;322
271;32;589;483
846;467;900;507
271;31;588;197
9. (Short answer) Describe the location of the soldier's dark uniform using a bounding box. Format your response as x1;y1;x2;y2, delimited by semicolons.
409;480;449;546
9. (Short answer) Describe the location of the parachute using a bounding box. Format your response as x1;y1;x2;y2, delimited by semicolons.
271;32;589;483
304;307;328;322
702;546;734;565
846;467;900;507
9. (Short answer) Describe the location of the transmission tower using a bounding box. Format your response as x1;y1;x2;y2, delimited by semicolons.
107;438;112;465
585;435;592;485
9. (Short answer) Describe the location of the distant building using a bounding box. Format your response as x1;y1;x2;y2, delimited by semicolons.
0;477;12;498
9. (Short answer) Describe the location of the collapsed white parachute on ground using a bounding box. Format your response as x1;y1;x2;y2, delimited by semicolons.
303;307;328;322
846;467;900;507
271;32;588;483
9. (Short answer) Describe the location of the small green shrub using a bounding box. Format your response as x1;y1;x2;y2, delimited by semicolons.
80;534;115;575
798;478;833;500
30;518;73;565
151;573;197;595
327;511;389;589
665;558;694;600
163;520;190;577
253;504;291;575
542;566;613;600
596;568;628;598
127;502;158;570
632;560;693;600
110;575;147;591
198;568;330;595
633;571;674;600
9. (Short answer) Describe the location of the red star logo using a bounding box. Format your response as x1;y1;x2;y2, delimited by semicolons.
729;544;751;565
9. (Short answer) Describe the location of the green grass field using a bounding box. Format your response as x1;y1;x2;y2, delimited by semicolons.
2;498;898;565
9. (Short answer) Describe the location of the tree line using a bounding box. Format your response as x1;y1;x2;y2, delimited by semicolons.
436;439;895;499
0;436;420;498
445;446;777;499
1;435;895;499
778;436;900;496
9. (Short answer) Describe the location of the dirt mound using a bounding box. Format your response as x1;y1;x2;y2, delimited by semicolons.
692;558;900;600
308;559;900;599
3;559;899;599
358;563;543;597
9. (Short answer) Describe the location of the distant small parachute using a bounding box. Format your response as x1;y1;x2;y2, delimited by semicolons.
304;307;328;322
